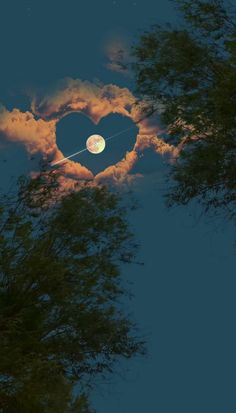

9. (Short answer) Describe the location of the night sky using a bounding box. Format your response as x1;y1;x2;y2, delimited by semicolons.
0;1;236;412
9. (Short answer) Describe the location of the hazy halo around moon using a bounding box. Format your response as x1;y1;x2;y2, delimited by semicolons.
86;134;106;154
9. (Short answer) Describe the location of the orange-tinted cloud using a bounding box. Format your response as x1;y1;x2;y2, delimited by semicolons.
30;78;135;123
59;159;94;181
0;106;94;181
95;150;140;185
134;134;175;157
0;78;179;187
0;107;57;157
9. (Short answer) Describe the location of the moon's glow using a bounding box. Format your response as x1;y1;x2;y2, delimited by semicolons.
86;134;106;154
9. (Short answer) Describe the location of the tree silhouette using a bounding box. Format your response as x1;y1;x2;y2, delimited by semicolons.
132;0;236;221
0;170;145;413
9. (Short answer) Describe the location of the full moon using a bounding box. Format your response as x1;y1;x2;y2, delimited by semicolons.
86;134;106;154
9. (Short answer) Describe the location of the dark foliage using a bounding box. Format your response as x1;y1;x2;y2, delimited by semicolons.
0;171;145;412
132;0;236;222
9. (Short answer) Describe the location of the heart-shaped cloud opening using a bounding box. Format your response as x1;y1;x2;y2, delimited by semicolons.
56;111;139;176
0;78;177;188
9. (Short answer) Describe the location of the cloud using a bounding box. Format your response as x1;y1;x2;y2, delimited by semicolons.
95;150;140;185
0;107;57;157
103;34;132;76
0;106;94;181
0;78;179;188
30;78;136;123
134;134;175;157
59;159;94;181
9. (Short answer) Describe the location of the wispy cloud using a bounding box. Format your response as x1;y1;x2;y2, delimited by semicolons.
104;35;132;77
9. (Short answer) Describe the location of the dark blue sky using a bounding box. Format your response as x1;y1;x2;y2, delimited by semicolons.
0;1;236;412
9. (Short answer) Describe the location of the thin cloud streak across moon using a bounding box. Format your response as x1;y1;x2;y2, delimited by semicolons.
51;125;137;166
